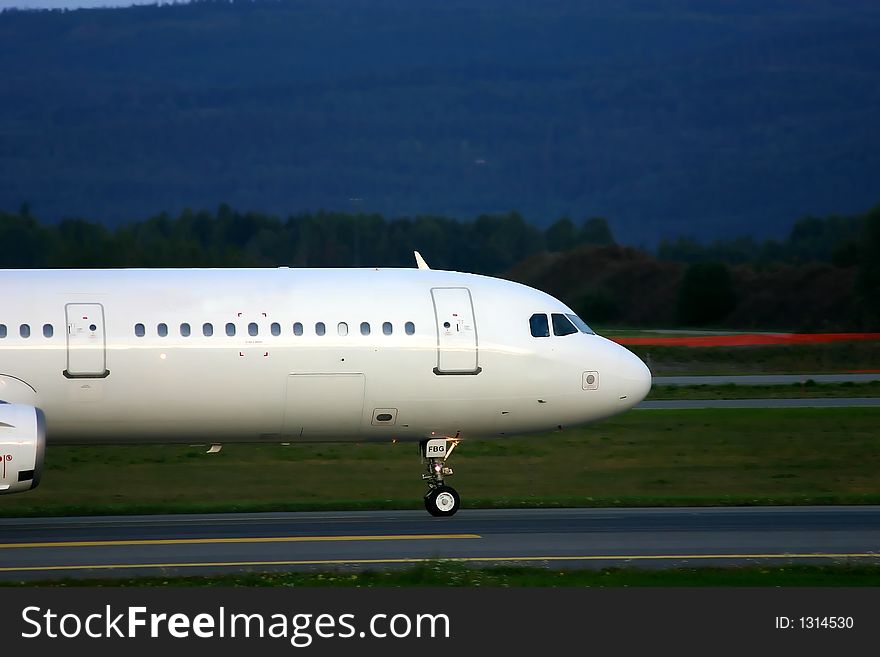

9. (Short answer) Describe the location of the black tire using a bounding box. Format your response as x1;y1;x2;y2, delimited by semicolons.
424;485;460;517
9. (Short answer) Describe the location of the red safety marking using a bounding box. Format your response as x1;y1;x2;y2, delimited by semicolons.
612;333;880;347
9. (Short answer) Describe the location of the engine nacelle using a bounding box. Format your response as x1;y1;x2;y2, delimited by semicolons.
0;403;47;495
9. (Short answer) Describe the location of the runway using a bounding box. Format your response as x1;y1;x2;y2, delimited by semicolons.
0;507;877;581
653;373;880;385
640;373;880;408
637;397;880;409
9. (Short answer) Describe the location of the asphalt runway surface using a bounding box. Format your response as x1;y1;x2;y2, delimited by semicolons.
643;373;880;408
653;373;880;385
0;507;877;581
637;397;880;409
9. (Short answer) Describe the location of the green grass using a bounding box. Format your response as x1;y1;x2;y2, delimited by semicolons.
647;381;880;400
2;408;879;517
630;341;880;375
4;563;879;587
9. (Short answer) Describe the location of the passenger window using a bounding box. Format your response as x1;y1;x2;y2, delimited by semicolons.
248;322;259;337
20;324;30;338
271;322;281;336
315;322;326;336
405;321;415;335
43;324;54;338
226;323;236;337
529;313;550;338
293;322;304;336
0;324;6;339
552;313;578;336
180;323;191;337
338;322;349;336
203;322;214;337
135;323;145;337
158;323;168;337
383;322;393;335
360;322;370;336
566;313;595;335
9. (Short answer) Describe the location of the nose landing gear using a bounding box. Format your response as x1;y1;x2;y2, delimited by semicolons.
420;436;461;517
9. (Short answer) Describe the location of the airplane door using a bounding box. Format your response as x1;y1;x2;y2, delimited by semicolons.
64;303;109;378
431;287;481;374
283;373;365;439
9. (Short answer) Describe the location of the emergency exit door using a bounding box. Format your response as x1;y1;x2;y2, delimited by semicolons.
431;287;481;374
65;303;108;378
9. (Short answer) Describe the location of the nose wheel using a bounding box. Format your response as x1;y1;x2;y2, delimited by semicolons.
420;437;461;517
425;485;460;517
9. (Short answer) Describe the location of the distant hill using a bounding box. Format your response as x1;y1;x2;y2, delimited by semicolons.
1;0;879;243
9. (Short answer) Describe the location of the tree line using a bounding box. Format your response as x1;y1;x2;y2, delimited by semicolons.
0;206;613;273
1;204;877;330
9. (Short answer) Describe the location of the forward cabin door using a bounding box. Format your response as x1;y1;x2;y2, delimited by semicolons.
64;303;108;378
431;287;481;374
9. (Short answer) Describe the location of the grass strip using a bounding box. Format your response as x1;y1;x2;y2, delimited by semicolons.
3;562;879;587
647;381;880;400
3;494;880;519
1;408;878;517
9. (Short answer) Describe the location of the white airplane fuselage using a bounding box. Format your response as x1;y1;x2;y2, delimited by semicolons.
0;266;652;510
0;267;651;445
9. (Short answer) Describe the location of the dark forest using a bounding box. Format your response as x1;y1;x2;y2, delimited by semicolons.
1;0;879;243
3;204;878;330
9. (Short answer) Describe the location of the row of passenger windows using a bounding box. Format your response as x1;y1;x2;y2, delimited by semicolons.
0;324;54;339
529;313;594;338
1;322;418;339
134;321;417;338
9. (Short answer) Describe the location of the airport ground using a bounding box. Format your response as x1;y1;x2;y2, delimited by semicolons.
623;337;880;375
1;406;877;516
1;413;877;585
6;563;879;588
648;380;880;399
4;339;878;518
2;341;878;586
2;507;878;586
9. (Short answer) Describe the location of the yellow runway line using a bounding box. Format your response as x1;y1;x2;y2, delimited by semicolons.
0;534;482;550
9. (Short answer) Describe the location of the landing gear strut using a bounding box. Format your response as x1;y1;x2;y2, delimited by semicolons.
420;436;461;517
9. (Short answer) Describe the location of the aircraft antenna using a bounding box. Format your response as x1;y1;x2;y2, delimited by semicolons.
414;251;431;270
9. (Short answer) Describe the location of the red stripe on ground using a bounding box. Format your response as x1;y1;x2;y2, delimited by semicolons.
612;333;880;347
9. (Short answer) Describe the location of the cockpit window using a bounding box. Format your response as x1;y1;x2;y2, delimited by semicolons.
529;313;550;338
566;313;595;335
551;313;578;336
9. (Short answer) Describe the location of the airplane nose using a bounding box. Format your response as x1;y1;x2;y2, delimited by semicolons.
616;345;652;407
630;352;653;405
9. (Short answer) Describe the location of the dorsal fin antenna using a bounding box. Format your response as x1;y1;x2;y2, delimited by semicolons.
414;251;431;270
